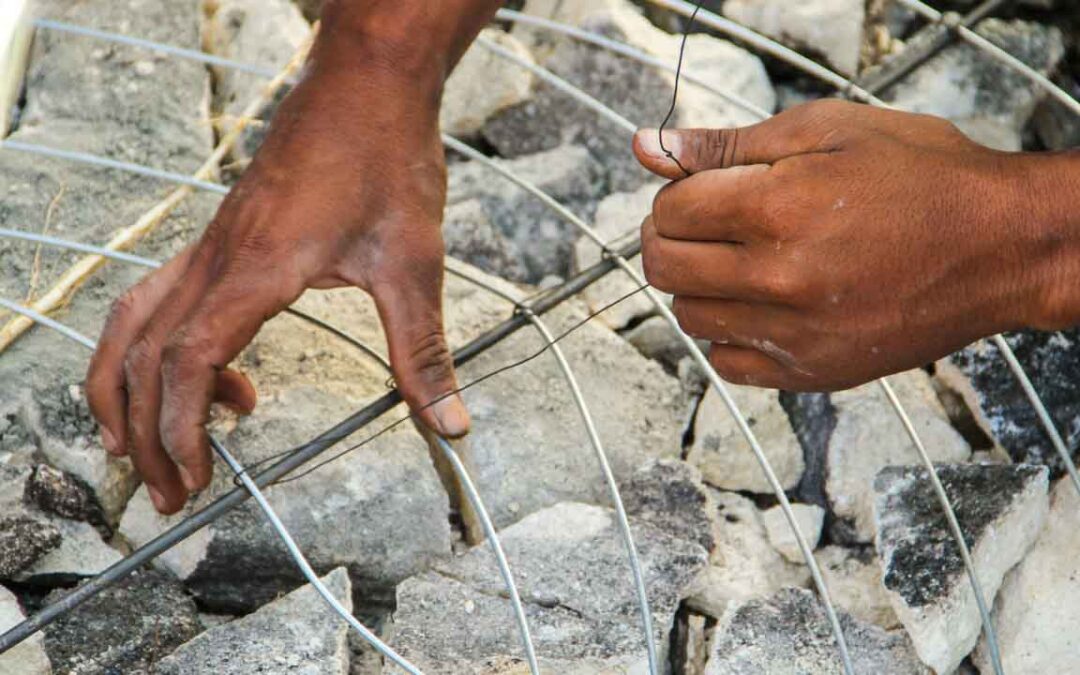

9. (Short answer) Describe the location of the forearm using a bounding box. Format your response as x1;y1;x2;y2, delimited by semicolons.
314;0;504;90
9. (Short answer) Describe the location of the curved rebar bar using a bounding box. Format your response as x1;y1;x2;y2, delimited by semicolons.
645;0;886;106
32;18;285;80
434;437;540;674
897;0;1080;118
445;260;659;673
440;135;856;674
991;333;1080;496
0;296;425;675
877;378;1003;675
492;8;770;120
0;139;230;194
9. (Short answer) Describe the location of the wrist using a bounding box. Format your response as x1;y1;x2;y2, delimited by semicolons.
1002;151;1080;331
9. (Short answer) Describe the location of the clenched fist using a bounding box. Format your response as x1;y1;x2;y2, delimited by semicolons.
633;99;1080;391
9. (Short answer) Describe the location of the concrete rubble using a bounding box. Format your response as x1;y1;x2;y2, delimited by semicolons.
0;0;1076;672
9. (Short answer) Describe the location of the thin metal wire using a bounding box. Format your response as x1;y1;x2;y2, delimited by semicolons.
0;297;425;675
897;0;1080;118
441;135;855;674
0;140;230;194
492;8;769;120
445;260;659;674
878;378;1004;675
645;0;887;106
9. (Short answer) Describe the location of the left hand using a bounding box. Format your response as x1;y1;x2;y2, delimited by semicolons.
632;99;1071;391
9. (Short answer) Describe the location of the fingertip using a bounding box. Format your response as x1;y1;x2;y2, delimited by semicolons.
214;369;257;415
428;393;470;439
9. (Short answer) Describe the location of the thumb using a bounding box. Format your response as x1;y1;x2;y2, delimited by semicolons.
372;266;470;439
633;103;845;178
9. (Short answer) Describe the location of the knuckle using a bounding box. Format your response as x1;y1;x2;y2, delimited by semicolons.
640;241;672;291
407;329;454;386
123;334;159;383
699;128;738;168
755;268;804;302
108;289;142;325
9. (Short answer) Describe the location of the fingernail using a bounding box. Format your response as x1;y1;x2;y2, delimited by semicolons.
176;464;200;493
147;486;168;513
432;394;470;438
638;128;680;160
101;427;119;455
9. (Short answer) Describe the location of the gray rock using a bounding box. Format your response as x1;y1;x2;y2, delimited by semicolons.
1032;78;1080;150
827;369;970;543
705;588;929;674
490;0;774;192
25;464;109;537
723;0;866;76
780;391;837;508
120;387;450;614
873;463;1049;674
939;330;1080;478
973;477;1080;673
393;501;709;673
155;568;352;675
761;503;825;564
0;514;61;579
443;199;530;282
447;144;606;281
571;182;668;330
814;545;900;631
14;518;121;584
885;19;1064;150
622;315;691;371
442;29;534;137
687;383;805;494
0;585;50;675
685;490;810;621
1;0;219;522
42;568;200;674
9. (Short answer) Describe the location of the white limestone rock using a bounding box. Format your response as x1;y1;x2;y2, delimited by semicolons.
688;384;805;494
762;502;825;564
723;0;866;76
887;19;1064;150
827;369;971;542
873;463;1049;674
974;477;1080;673
393;501;709;673
572;182;668;330
442;29;535;137
686;489;810;621
0;585;50;675
155;568;352;675
706;587;929;674
814;545;900;631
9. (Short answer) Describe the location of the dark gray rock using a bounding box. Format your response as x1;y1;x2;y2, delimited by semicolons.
42;568;201;674
873;463;1049;673
393;501;709;673
26;464;109;537
780;391;837;509
446;144;606;281
706;587;929;674
155;568;351;675
943;330;1080;477
622;459;714;553
0;514;61;579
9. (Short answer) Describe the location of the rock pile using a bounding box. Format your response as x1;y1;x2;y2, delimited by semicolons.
1;0;1078;673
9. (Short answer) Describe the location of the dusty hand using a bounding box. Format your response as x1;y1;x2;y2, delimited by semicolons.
86;51;467;514
633;99;1073;391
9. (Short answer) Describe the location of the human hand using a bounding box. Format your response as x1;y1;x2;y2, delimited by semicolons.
633;99;1074;391
86;43;468;514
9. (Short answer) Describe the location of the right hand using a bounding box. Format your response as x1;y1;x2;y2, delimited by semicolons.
86;38;468;514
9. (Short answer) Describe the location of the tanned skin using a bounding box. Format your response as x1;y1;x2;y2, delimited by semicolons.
88;5;1080;515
